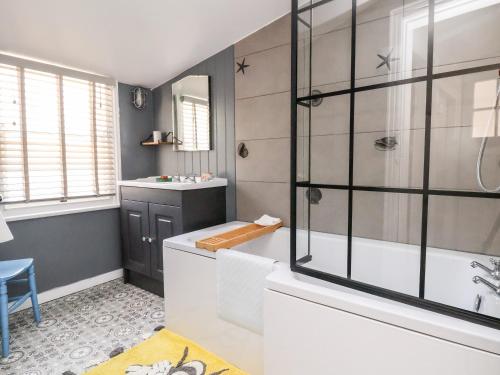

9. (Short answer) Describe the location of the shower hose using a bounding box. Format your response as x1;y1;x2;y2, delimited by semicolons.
476;80;500;193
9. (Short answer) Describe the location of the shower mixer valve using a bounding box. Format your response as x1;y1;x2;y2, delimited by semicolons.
472;276;500;296
470;258;500;280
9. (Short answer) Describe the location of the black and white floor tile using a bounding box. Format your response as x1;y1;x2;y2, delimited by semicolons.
0;279;165;375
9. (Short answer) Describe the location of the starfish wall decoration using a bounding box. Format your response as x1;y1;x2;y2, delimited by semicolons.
376;49;400;71
236;58;250;74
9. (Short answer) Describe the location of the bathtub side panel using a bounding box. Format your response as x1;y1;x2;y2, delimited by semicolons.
164;247;264;374
264;289;500;375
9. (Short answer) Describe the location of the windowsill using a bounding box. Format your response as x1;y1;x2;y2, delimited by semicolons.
1;196;120;222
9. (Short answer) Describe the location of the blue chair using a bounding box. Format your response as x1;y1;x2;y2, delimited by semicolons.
0;258;41;358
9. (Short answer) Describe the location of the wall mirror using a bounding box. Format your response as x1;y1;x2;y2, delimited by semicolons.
172;75;212;151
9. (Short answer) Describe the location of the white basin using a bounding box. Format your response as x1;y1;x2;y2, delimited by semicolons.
135;176;201;183
118;176;227;190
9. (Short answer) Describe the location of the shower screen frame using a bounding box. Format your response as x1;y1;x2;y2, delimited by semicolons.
290;0;500;329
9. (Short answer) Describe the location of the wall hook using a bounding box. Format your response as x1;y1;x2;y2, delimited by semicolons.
238;142;249;158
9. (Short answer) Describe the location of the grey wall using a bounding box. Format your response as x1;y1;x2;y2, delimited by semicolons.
0;48;236;294
0;210;121;293
153;46;236;220
118;83;156;180
234;15;291;226
0;84;151;294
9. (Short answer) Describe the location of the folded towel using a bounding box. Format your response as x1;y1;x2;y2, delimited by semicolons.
216;249;275;334
254;214;281;226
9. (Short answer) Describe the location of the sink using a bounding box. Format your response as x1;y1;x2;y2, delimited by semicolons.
118;176;227;191
135;176;201;184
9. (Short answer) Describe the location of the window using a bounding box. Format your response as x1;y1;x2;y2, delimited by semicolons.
0;55;117;218
472;79;499;138
180;96;210;151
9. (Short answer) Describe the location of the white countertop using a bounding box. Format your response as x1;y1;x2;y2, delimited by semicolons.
118;177;227;191
163;221;249;258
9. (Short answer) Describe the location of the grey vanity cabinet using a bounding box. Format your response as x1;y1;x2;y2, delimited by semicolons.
120;185;226;296
148;203;182;281
121;200;151;276
121;200;182;283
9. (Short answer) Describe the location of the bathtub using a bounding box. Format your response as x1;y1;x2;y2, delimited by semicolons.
163;221;285;375
163;221;500;375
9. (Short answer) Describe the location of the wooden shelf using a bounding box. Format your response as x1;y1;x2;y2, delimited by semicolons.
140;141;178;146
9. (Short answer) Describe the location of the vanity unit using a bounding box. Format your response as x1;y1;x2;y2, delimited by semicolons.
118;177;227;295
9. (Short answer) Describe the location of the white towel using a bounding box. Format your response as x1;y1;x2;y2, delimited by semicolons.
254;214;281;226
216;249;275;334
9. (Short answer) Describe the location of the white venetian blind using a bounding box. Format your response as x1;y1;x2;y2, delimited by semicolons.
181;96;210;151
0;60;116;204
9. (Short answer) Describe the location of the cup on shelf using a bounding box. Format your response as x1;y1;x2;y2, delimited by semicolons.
153;131;162;143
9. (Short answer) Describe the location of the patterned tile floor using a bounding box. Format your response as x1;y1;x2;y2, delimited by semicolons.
0;279;165;375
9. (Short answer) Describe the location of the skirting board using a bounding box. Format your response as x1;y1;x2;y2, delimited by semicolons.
14;268;124;312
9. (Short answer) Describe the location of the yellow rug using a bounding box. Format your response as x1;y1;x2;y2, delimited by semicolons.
85;329;248;375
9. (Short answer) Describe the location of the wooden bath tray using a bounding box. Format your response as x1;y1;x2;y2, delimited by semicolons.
195;222;283;252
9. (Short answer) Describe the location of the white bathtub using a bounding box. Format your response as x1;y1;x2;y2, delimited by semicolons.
164;221;500;375
295;230;500;316
164;222;278;375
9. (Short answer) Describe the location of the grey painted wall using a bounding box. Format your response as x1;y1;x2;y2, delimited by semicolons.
153;46;236;221
0;84;151;294
118;83;156;180
0;209;121;293
0;42;235;295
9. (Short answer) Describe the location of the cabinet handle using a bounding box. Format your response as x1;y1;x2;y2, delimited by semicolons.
142;236;147;242
148;237;154;243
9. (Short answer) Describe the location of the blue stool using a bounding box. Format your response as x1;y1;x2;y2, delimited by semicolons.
0;258;41;358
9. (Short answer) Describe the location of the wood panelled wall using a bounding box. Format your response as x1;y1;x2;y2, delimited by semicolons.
153;47;236;221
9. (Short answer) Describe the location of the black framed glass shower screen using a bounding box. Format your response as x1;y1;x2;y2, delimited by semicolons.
291;0;500;329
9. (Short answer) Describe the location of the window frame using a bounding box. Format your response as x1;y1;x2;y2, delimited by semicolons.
0;53;121;221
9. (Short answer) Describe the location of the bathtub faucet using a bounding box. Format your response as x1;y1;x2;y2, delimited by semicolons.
470;258;500;280
472;276;500;296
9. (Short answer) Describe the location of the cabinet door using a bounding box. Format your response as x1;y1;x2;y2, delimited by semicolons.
121;200;150;276
149;203;182;281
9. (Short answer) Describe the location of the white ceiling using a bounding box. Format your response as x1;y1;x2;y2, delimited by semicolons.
0;0;290;88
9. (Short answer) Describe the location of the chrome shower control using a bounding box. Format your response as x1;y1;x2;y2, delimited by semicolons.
471;259;500;280
491;257;500;267
472;276;500;296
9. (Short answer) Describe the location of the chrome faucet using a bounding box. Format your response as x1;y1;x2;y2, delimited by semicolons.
472;276;500;296
185;174;197;183
471;258;500;280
